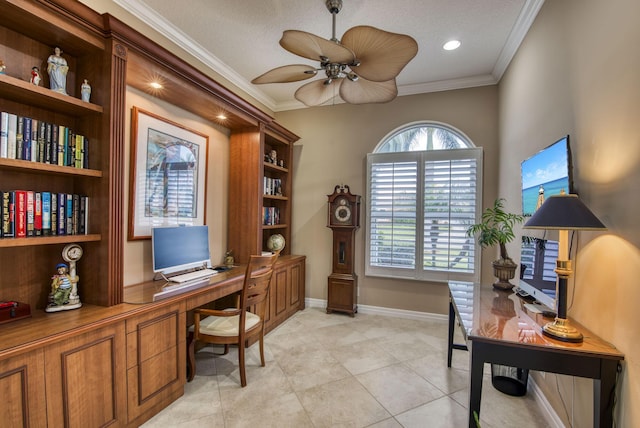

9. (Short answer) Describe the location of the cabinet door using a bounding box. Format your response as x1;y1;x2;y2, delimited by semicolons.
44;322;127;428
0;350;47;428
125;303;186;425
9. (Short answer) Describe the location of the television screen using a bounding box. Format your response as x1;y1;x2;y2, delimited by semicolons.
517;236;558;310
521;136;573;216
152;225;211;274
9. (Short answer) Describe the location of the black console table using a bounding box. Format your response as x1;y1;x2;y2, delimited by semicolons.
447;281;624;428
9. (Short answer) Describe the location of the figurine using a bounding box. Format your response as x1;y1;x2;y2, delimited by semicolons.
269;149;277;164
30;66;41;86
46;244;83;312
47;263;78;308
81;79;91;102
224;250;234;267
47;47;68;94
0;60;6;74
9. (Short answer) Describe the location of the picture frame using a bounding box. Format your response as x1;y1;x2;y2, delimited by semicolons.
128;107;209;240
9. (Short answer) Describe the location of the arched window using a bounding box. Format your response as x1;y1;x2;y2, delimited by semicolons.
366;122;483;282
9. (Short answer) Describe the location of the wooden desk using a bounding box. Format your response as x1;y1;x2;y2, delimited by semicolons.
447;281;624;428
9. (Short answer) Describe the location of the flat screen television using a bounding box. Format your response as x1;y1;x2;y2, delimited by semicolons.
152;225;211;275
517;236;558;310
521;135;574;216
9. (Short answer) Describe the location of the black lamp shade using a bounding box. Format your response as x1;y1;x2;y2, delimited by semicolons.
523;194;607;230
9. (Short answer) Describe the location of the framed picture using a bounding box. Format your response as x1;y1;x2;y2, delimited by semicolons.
128;107;209;240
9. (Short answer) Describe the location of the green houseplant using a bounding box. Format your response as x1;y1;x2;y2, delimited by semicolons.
467;198;525;290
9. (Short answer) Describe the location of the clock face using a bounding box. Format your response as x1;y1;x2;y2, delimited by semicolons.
62;244;83;262
333;198;352;224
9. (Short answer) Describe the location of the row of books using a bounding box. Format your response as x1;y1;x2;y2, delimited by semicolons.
263;177;283;196
0;111;89;168
262;206;281;226
1;190;89;238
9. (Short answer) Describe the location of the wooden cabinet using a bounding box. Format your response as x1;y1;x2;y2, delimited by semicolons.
228;124;299;264
0;0;125;309
0;349;46;428
125;303;186;426
264;255;306;333
44;322;127;427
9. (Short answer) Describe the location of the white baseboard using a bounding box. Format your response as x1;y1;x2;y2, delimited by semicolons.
304;297;562;427
304;297;447;322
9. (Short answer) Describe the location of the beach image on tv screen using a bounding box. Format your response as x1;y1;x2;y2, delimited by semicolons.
521;139;570;216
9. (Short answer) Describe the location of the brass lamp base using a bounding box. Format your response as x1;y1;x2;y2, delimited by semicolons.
542;317;583;343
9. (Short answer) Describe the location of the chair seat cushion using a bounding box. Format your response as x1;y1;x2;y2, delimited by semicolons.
198;310;261;337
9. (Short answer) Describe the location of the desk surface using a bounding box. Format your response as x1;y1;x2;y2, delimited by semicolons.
449;281;623;360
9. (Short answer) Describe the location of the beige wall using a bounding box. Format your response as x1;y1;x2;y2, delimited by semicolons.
276;86;500;314
122;87;230;285
499;0;640;426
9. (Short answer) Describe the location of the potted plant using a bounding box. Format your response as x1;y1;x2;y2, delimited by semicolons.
467;198;525;290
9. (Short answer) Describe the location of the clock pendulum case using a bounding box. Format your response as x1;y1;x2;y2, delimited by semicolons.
326;185;361;316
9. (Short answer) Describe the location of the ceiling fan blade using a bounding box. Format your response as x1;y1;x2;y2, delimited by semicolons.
341;26;418;82
339;77;398;104
252;64;317;84
295;79;343;106
280;30;355;63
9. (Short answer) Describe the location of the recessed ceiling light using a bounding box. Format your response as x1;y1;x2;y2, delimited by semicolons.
216;113;227;120
150;81;163;89
443;40;461;51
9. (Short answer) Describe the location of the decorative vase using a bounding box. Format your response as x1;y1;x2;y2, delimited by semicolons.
492;259;517;290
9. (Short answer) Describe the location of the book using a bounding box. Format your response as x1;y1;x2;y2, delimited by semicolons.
15;190;27;238
16;115;24;160
50;193;57;236
31;118;38;162
22;117;32;161
66;193;73;235
82;136;89;169
42;191;51;236
72;193;79;235
1;191;15;238
26;190;34;237
45;122;52;164
75;134;84;168
6;113;17;160
34;192;42;236
0;112;8;158
37;120;46;163
79;195;88;234
57;125;65;166
51;124;58;165
57;192;65;235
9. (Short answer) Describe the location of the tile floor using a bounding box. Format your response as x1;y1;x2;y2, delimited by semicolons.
142;307;551;427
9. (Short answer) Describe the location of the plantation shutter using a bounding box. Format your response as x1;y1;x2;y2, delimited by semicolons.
368;155;418;270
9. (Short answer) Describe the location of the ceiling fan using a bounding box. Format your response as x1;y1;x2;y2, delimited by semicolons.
252;0;418;107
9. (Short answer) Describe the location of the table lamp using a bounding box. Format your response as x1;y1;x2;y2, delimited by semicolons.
523;192;606;342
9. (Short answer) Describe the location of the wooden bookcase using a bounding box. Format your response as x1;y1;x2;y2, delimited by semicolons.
228;123;299;264
0;0;125;309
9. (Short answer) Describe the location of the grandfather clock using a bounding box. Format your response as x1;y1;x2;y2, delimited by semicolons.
327;185;361;316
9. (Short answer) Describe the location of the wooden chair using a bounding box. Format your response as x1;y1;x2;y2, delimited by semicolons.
187;252;279;386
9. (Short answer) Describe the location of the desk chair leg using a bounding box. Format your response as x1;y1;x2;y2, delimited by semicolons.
239;340;247;387
187;331;196;382
259;331;266;367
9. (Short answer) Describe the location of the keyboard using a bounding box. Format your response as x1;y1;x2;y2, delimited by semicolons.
168;268;217;284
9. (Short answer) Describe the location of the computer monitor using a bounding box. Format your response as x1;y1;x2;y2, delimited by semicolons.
152;225;211;275
517;236;558;310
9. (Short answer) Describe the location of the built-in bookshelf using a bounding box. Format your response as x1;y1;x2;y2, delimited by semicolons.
0;0;123;309
228;124;299;263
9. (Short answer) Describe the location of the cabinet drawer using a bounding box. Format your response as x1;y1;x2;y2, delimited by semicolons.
126;303;184;368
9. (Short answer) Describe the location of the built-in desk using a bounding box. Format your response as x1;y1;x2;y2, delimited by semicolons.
447;281;624;428
1;255;305;427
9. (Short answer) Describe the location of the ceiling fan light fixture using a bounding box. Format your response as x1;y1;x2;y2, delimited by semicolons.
253;0;418;106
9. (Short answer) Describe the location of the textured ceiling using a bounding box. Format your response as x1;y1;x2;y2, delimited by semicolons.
114;0;544;111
